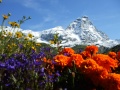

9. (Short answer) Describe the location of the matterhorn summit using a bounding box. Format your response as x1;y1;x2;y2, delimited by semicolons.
39;16;119;47
66;16;109;42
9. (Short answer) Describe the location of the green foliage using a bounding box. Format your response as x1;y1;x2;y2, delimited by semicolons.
18;16;31;27
0;13;36;58
107;44;120;53
50;33;62;54
72;45;87;53
1;9;120;90
99;44;120;54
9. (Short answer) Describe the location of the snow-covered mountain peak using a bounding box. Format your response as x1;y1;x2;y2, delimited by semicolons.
81;16;94;30
49;26;64;30
39;16;118;47
0;16;119;48
81;16;88;20
41;26;64;35
65;16;109;42
66;16;93;31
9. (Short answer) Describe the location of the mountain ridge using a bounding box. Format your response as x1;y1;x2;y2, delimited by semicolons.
39;16;119;47
0;16;119;47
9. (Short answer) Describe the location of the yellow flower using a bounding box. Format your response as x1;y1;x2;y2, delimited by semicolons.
27;42;31;46
49;40;54;44
14;23;20;28
2;15;8;20
36;43;41;46
31;46;36;51
28;33;33;38
7;32;13;37
8;22;20;28
24;37;29;40
15;31;22;38
12;43;17;47
7;44;11;49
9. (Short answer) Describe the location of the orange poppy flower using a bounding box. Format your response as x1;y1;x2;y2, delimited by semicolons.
101;73;120;90
85;45;98;55
80;58;108;86
70;54;84;67
81;51;91;59
93;54;118;72
43;57;52;64
117;51;120;61
54;55;70;67
60;48;75;56
108;51;116;59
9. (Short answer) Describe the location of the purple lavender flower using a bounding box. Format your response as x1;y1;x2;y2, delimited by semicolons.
18;44;23;49
56;71;61;77
41;67;44;73
5;83;11;87
0;62;6;68
34;60;42;66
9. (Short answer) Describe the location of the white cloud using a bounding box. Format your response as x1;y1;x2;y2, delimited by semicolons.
43;14;57;22
20;0;55;16
18;0;58;12
29;16;58;30
16;0;69;30
29;23;44;30
24;2;38;9
44;16;53;22
18;0;39;10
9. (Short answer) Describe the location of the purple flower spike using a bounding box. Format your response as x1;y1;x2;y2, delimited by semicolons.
56;71;61;77
18;44;23;49
41;67;44;72
0;62;6;68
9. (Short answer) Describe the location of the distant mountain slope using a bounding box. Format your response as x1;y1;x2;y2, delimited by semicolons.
107;44;120;53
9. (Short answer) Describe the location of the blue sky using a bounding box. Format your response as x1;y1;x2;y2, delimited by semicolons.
0;0;120;39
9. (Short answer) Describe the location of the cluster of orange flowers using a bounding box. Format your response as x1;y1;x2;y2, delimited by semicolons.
54;48;83;67
53;45;120;90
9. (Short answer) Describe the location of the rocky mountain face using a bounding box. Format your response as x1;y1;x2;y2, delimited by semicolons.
40;16;119;47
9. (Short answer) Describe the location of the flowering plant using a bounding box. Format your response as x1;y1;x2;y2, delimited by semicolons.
1;13;120;90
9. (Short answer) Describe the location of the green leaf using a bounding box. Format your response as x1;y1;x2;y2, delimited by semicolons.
11;74;17;83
